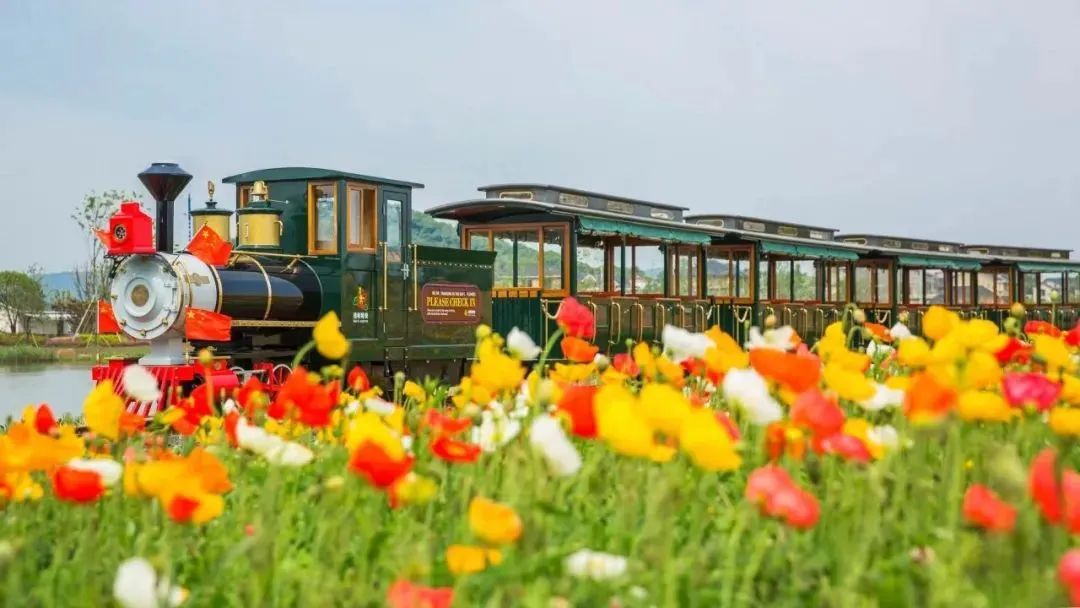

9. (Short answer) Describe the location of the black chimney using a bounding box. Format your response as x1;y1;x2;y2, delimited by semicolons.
138;162;192;252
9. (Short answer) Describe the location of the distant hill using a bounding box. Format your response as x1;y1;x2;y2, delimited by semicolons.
28;213;458;301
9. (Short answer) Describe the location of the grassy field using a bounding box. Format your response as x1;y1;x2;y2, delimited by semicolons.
1;306;1079;606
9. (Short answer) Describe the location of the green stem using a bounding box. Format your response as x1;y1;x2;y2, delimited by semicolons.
291;340;315;370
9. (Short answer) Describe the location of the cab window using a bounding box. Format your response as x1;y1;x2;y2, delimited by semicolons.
346;184;377;251
308;182;337;254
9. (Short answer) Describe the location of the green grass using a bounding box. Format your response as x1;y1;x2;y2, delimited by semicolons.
0;345;58;365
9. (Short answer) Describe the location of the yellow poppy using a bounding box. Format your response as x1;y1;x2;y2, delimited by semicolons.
468;497;523;545
1032;334;1075;373
897;338;932;367
678;408;741;471
638;383;691;436
823;363;875;402
963;350;1002;390
1050;407;1080;437
922;306;959;341
446;544;502;575
956;390;1013;423
313;311;350;360
83;381;124;441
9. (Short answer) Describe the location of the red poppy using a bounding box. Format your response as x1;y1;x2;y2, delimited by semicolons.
347;365;372;393
224;411;240;448
167;495;201;522
52;466;105;503
561;336;599;364
349;441;415;488
269;367;314;420
745;465;794;504
423;409;472;435
555;297;595;340
962;484;1016;532
1002;372;1061;411
1028;448;1080;532
765;422;806;461
764;483;820;530
33;404;57;435
295;380;338;428
790;389;845;439
1025;320;1062;338
1066;322;1080;348
430;434;482;463
995;337;1033;365
556;384;598;438
863;322;891;342
749;349;820;393
819;434;872;464
387;579;454;608
237;376;268;416
612;353;640;376
902;372;957;423
1059;549;1080;606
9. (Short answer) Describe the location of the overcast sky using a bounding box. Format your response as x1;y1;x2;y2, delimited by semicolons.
2;1;1080;272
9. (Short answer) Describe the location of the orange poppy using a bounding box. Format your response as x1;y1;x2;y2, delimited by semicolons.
430;435;481;463
864;322;891;342
557;384;598;438
52;466;105;503
350;441;415;488
561;336;599;364
749;348;820;392
902;372;956;424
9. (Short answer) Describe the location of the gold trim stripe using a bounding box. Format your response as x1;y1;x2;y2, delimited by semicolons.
232;320;317;328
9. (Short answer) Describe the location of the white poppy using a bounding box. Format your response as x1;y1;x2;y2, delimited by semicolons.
363;397;396;416
889;322;912;340
868;425;900;450
506;327;541;360
661;325;714;362
113;557;186;608
721;368;783;425
470;409;522;453
122;365;161;402
858;383;905;412
235;417;313;467
746;326;797;351
66;458;123;487
866;341;894;357
528;415;582;477
564;549;628;580
221;398;238;414
344;400;361;415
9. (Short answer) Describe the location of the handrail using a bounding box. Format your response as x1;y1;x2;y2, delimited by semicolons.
609;301;623;347
732;304;753;346
654;302;668;335
815;307;825;331
874;309;890;325
379;242;388;311
409;243;419;312
678;304;691;329
632;302;645;343
694;303;708;332
799;308;810;337
586;300;599;340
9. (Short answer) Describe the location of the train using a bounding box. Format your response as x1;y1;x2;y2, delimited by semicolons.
94;162;1080;413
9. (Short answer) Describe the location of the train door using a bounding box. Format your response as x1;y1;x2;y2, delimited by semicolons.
377;191;409;354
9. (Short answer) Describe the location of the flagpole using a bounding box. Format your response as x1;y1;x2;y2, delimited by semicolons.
187;193;192;240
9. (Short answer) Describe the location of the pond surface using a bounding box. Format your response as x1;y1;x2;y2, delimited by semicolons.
0;364;92;419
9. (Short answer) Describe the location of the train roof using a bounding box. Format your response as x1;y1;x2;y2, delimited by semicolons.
963;244;1072;260
686;214;838;241
478;183;688;211
222;167;424;189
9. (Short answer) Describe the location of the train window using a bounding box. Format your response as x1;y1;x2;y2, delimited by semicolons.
925;269;945;304
670;246;700;297
759;260;771;300
612;243;626;294
493;231;515;287
906;269;925;305
308;182;337;254
516;230;540;289
734;250;751;300
854;266;872;303
467;230;491;251
1043;272;1064;304
705;249;731;297
773;260;793;301
543;227;564;291
1022;272;1038;305
854;262;891;305
385;199;403;263
824;263;848;303
576;235;606;293
631;245;664;295
792;260;817;301
1068;272;1080;304
346;185;377;251
951;271;973;305
876;267;890;304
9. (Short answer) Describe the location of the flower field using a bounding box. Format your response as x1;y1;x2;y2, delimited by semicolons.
4;301;1080;606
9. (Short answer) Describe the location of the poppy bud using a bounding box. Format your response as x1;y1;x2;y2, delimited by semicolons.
197;348;214;367
898;310;910;324
984;443;1027;502
764;314;777;329
475;324;492;340
1010;302;1026;318
1003;317;1020;334
853;308;867;324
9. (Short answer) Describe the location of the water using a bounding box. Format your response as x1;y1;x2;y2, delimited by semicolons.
0;364;93;419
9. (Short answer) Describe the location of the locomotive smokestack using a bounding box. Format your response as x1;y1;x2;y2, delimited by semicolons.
138;162;192;252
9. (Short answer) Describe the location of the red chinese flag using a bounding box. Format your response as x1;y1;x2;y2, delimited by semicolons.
97;300;121;333
184;307;232;342
186;225;233;267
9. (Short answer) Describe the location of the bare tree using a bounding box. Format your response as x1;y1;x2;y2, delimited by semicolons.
70;189;137;329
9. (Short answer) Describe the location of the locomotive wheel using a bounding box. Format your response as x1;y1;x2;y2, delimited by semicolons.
270;363;292;389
